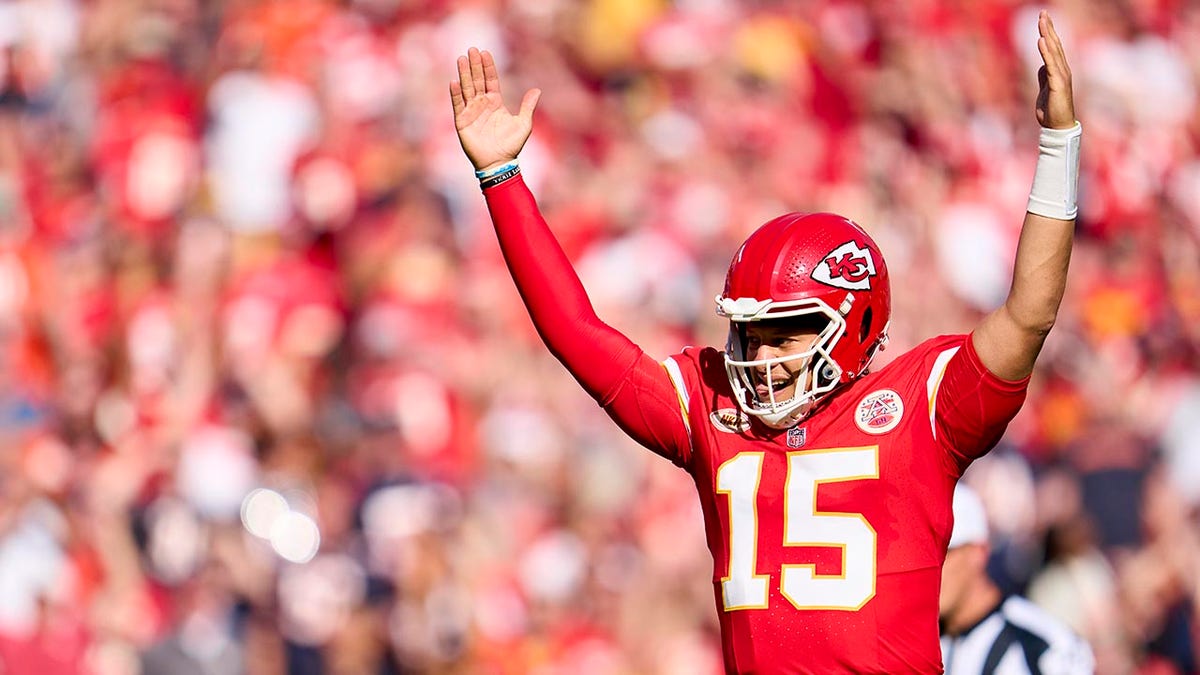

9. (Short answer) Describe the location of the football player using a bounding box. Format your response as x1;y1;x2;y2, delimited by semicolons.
450;11;1079;674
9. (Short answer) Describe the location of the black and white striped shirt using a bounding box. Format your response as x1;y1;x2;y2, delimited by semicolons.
940;596;1095;674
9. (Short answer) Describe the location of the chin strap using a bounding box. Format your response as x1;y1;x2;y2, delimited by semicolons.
754;398;813;429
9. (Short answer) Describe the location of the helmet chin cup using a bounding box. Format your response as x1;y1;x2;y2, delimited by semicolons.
757;398;813;429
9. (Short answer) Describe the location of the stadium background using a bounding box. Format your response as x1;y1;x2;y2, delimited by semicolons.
0;0;1198;673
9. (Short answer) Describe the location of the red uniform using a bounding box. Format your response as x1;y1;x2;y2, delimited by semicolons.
483;176;1028;674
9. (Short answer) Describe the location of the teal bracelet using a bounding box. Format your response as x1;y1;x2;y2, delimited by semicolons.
475;160;519;180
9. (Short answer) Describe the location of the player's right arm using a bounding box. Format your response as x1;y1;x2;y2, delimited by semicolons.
450;48;692;465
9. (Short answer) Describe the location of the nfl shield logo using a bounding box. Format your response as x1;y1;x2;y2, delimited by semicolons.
787;426;806;448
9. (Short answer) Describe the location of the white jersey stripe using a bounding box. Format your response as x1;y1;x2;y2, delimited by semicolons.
661;357;692;439
926;346;961;441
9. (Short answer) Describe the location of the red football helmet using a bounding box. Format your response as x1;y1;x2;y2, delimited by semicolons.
716;212;891;427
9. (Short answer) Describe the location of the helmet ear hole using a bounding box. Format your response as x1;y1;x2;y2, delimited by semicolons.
819;363;838;385
859;307;873;344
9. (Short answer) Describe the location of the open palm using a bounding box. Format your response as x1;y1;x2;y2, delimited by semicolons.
1034;11;1075;129
450;48;541;172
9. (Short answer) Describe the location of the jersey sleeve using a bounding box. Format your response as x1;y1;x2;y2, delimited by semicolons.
599;355;695;468
482;176;692;467
926;333;1030;473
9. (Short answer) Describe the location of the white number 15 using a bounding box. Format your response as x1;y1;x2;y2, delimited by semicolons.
716;447;879;611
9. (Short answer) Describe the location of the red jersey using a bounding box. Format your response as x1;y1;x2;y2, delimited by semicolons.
658;337;1025;673
481;176;1028;674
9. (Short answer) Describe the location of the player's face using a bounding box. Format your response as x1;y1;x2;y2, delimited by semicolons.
743;322;822;405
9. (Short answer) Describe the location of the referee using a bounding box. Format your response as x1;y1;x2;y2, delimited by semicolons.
940;484;1095;674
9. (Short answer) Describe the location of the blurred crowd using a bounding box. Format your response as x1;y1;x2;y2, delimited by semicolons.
0;0;1197;673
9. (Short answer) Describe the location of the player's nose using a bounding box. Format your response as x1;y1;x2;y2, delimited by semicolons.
752;344;781;360
754;361;781;380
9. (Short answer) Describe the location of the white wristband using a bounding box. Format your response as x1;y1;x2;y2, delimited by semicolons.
1027;122;1082;220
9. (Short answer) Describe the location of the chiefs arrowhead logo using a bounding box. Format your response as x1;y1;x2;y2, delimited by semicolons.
812;241;877;291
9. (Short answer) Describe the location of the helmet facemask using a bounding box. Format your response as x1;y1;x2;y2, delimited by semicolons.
720;299;848;429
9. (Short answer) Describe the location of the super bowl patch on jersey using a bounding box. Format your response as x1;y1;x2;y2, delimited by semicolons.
854;389;903;434
710;408;751;433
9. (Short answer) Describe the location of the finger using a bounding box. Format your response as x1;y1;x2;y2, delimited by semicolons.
450;81;465;116
482;50;501;95
1036;13;1055;62
1042;13;1070;75
458;54;475;100
519;88;542;124
469;47;486;99
1036;35;1063;85
1037;35;1052;70
1044;14;1066;58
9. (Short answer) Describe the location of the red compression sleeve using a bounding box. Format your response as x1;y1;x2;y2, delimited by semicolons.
482;176;691;462
483;175;639;399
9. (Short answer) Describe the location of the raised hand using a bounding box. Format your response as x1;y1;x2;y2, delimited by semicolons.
1035;11;1076;129
450;47;541;173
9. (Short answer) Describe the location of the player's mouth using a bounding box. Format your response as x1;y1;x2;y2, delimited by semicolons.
754;370;796;399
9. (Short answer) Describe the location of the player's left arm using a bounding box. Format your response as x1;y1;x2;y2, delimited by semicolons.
972;11;1080;381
